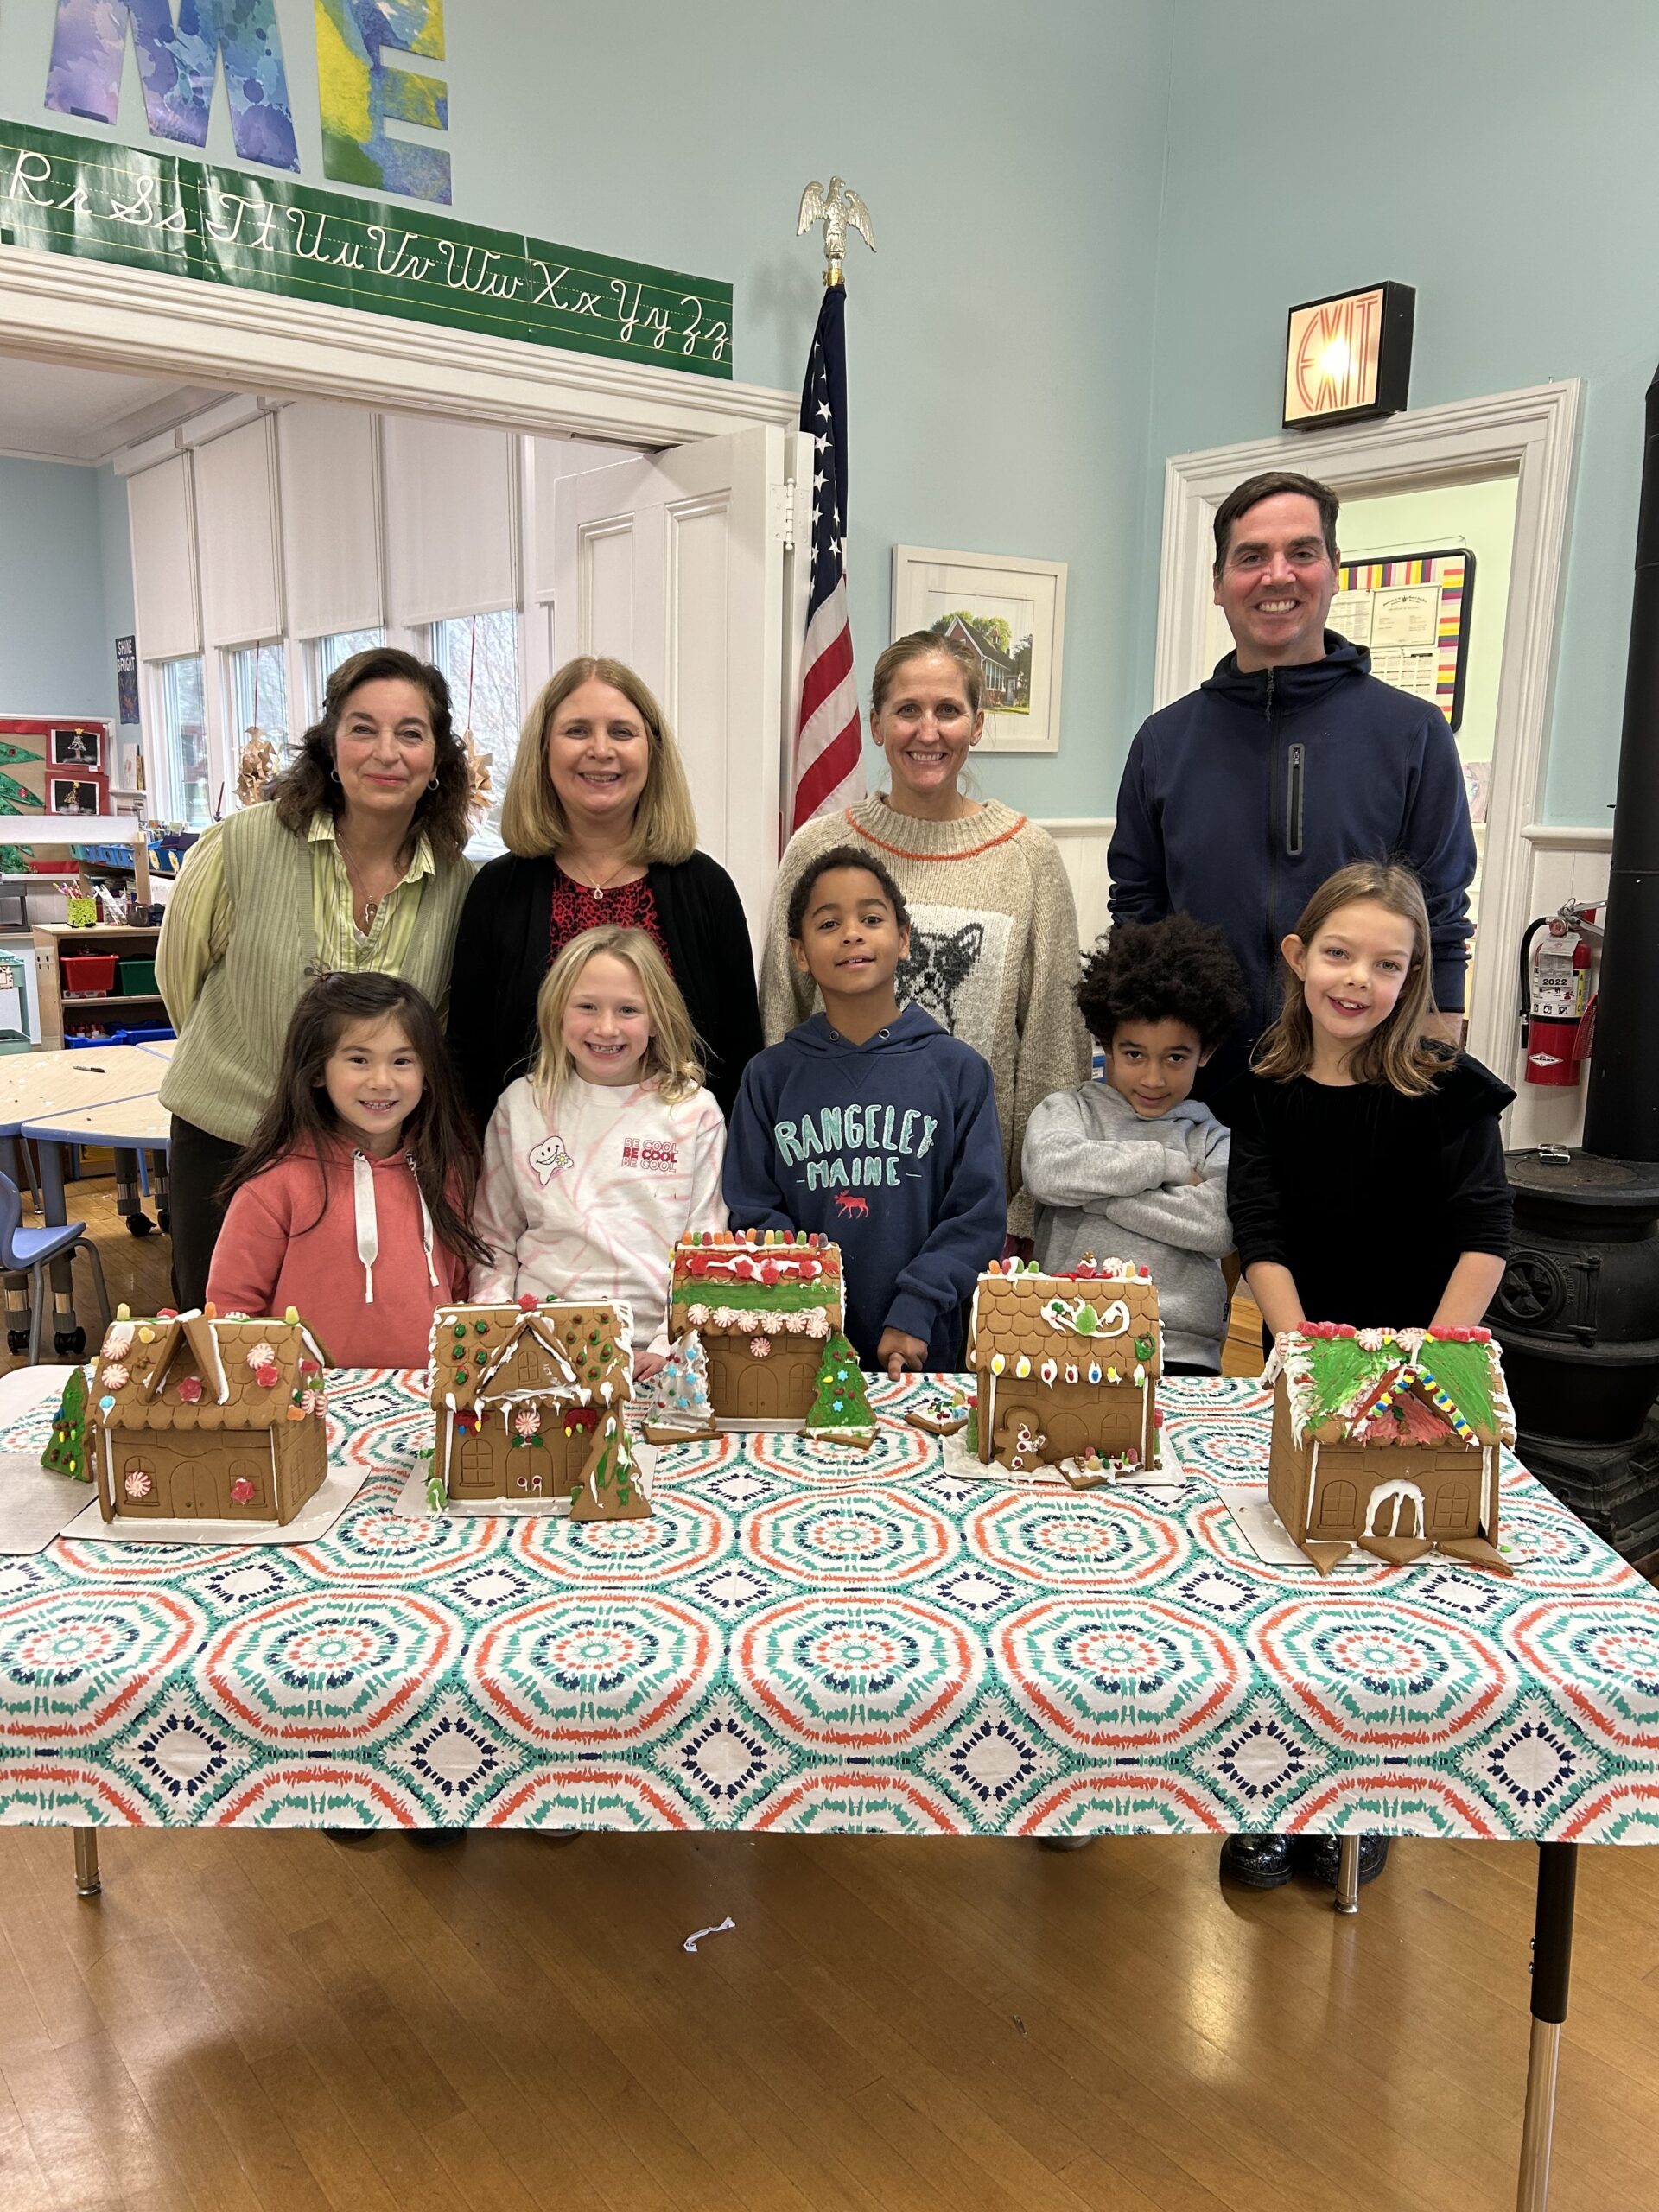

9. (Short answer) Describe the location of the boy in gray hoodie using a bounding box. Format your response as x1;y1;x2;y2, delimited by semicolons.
1023;915;1248;1372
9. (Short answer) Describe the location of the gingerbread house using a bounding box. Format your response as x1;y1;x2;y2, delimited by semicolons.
1268;1324;1515;1575
427;1298;632;1505
668;1231;843;1426
90;1306;328;1524
967;1259;1162;1473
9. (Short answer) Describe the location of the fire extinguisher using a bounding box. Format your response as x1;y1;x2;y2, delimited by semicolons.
1517;899;1602;1085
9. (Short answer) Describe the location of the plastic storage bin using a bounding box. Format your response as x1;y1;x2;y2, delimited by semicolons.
61;954;117;995
117;958;158;995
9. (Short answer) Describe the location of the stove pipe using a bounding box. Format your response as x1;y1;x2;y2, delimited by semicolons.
1584;361;1659;1160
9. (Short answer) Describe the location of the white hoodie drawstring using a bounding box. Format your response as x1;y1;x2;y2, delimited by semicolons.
352;1149;439;1302
353;1151;379;1302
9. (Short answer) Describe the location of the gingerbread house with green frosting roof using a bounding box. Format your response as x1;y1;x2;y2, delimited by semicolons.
669;1230;842;1426
427;1298;632;1504
1268;1324;1516;1575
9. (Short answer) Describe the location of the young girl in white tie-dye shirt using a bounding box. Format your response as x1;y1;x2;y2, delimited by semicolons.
471;925;728;1377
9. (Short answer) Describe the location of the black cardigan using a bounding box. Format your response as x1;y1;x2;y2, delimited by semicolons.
1226;1052;1515;1327
446;849;764;1128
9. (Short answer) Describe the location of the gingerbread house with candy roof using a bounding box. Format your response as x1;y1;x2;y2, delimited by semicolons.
427;1296;633;1506
967;1257;1163;1474
90;1303;328;1524
668;1230;843;1426
1268;1323;1515;1575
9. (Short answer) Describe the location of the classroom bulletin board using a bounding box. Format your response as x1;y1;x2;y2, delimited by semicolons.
1327;548;1475;731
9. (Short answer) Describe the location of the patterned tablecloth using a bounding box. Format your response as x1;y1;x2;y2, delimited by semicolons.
1;1372;1656;1841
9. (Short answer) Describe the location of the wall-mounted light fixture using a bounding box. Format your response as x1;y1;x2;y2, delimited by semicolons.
1284;282;1414;429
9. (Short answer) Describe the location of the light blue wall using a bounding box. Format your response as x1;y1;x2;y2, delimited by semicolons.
0;0;1175;819
1143;0;1659;828
96;463;133;663
0;454;113;716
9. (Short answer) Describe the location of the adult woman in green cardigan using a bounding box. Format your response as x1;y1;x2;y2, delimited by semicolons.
447;655;762;1128
760;630;1090;1238
157;647;476;1308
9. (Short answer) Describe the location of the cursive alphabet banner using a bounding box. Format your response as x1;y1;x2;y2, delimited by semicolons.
0;118;734;377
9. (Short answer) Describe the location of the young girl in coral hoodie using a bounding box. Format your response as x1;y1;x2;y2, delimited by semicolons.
207;973;486;1368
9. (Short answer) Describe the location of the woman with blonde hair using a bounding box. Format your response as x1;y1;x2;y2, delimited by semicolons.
447;656;761;1128
760;628;1087;1238
470;925;728;1375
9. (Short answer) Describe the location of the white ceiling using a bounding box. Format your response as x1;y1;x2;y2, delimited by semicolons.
0;357;227;465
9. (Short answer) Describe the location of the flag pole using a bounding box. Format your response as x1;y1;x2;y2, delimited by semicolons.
785;177;876;836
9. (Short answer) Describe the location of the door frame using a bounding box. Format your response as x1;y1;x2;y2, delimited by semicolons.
1152;379;1581;1077
0;243;797;445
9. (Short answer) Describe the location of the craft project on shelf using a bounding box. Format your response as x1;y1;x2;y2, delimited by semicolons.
425;1296;632;1507
640;1327;718;1445
668;1230;844;1427
1268;1324;1516;1575
571;1411;652;1520
804;1331;876;1447
967;1255;1163;1473
88;1303;328;1524
41;1367;92;1482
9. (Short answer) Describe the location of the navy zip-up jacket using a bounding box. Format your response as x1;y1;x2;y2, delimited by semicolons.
1108;634;1476;1060
722;1004;1006;1370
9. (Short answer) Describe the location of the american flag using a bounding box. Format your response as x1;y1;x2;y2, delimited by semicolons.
788;282;863;831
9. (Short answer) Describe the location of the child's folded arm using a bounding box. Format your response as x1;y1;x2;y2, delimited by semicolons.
886;1064;1007;1350
1100;1121;1232;1255
1020;1090;1170;1206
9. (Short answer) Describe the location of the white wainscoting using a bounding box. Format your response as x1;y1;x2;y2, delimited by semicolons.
1034;817;1114;951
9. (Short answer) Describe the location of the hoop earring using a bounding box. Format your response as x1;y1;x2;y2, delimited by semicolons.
329;768;340;784
427;775;439;791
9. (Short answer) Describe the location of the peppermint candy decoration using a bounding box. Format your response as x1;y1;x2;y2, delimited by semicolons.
103;1324;134;1359
247;1341;276;1370
103;1363;130;1389
749;1337;772;1359
123;1469;152;1500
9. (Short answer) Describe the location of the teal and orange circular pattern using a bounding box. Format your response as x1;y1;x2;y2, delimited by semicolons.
0;1364;1655;1842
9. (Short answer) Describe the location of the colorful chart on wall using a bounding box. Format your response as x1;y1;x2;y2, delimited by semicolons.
1328;548;1474;731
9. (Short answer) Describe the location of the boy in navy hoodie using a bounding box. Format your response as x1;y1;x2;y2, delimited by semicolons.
725;847;1006;1377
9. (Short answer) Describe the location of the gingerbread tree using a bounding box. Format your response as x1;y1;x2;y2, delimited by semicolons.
573;1414;652;1521
645;1328;716;1439
805;1332;875;1444
41;1367;92;1482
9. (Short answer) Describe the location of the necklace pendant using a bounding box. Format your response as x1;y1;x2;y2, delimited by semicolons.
594;885;605;901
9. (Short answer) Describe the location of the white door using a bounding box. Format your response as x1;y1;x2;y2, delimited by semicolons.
550;425;812;948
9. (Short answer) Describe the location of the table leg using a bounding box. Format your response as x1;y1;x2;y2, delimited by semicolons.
1335;1834;1362;1915
111;1146;141;1224
35;1137;66;1228
1516;1841;1577;2212
73;1827;101;1898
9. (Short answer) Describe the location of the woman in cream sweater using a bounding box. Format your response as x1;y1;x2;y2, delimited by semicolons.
760;630;1088;1237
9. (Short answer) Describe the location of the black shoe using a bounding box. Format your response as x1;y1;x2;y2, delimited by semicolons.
1298;1833;1390;1887
1219;1832;1292;1888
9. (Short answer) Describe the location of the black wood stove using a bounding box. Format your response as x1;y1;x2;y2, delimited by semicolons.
1492;361;1659;1558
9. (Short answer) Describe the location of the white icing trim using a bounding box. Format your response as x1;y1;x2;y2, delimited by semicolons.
1305;1439;1320;1531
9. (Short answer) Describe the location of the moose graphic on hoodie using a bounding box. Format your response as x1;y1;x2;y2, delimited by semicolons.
722;1004;1007;1370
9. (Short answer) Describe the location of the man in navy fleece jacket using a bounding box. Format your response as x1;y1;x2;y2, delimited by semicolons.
725;847;1005;1376
1109;470;1475;1094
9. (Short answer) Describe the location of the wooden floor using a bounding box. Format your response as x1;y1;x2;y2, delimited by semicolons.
3;1185;1657;2212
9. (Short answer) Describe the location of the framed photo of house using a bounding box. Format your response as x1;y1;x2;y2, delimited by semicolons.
891;545;1068;753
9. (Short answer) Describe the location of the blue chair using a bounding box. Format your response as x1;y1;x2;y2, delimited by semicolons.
0;1171;111;1365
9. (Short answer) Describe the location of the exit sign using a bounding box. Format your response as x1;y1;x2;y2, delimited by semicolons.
1284;282;1415;430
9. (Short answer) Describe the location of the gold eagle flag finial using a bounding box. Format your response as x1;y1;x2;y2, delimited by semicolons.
797;175;874;288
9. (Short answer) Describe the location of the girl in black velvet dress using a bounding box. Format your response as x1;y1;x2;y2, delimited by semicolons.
1222;858;1514;1895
